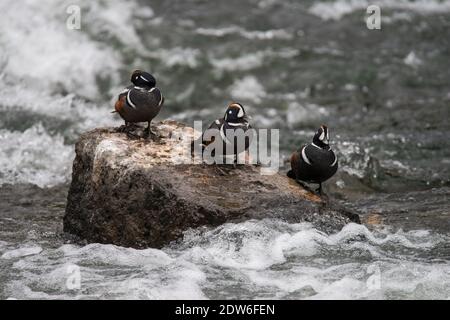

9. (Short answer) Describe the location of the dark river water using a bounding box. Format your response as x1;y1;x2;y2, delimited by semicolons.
0;0;449;299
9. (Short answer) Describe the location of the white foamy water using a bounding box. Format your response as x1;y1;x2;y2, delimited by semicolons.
0;78;121;187
196;26;293;40
286;102;330;128
335;140;373;179
1;221;449;299
209;48;298;72
0;0;133;187
0;0;122;100
147;47;201;69
1;246;43;260
230;76;267;104
0;79;121;129
0;124;73;188
404;51;423;67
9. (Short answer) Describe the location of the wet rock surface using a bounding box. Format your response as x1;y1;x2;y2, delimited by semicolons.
64;120;360;249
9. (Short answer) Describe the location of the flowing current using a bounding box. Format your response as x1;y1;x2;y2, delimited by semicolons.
0;0;449;299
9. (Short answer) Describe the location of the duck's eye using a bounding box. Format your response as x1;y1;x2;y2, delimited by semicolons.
229;111;232;114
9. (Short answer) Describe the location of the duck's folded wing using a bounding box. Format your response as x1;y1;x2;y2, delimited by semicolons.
304;145;336;166
127;87;163;110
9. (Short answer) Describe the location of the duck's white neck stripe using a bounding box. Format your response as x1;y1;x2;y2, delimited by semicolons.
134;86;156;92
220;125;232;144
330;154;338;167
301;146;312;165
311;142;321;149
126;90;136;109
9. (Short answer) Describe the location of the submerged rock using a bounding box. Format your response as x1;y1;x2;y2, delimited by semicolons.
64;120;359;249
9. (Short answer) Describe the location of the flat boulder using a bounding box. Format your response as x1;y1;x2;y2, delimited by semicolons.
64;120;359;248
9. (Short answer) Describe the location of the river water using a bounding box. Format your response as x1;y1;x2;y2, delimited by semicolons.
0;0;449;299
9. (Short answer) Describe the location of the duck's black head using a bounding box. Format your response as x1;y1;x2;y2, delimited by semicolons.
312;125;330;148
224;102;247;123
131;70;156;89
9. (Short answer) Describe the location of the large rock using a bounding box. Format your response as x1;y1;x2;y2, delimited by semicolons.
64;120;359;249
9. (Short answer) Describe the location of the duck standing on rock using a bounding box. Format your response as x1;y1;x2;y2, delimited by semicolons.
287;125;338;194
114;70;164;137
193;102;253;164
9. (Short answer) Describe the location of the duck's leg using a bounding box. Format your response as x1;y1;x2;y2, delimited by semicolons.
117;121;141;139
316;183;322;195
144;121;156;139
117;121;131;133
118;121;127;130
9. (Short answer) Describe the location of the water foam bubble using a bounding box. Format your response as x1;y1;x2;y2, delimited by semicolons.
404;51;423;67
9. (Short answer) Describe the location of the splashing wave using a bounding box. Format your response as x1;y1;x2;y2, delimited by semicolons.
2;220;449;299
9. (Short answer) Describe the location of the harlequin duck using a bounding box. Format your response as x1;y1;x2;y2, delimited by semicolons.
287;125;338;194
114;70;164;137
193;102;253;163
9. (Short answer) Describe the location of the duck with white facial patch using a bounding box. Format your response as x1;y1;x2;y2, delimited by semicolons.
193;102;253;164
114;70;164;138
287;125;338;195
